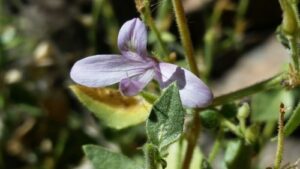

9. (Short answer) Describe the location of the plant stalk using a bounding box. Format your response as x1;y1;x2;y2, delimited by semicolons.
171;0;200;76
181;113;201;169
144;144;159;169
212;73;285;106
274;103;285;169
208;129;223;163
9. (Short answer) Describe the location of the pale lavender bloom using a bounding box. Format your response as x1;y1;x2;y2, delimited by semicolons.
70;18;213;108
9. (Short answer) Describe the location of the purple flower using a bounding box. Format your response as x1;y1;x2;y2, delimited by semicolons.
70;18;213;108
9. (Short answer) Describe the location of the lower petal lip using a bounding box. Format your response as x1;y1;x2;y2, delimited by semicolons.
153;62;213;108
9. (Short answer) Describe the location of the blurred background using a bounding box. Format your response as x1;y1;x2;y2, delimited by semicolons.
1;0;298;169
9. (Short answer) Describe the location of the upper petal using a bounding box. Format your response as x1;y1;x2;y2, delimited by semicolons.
118;18;148;61
70;55;152;87
155;63;213;108
119;68;155;96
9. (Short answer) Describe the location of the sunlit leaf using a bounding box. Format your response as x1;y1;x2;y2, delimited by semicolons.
70;85;151;129
285;102;300;136
83;145;142;169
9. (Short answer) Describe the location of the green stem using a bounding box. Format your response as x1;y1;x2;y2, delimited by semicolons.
233;0;248;47
236;0;249;19
181;113;201;169
279;0;300;71
210;0;224;27
212;73;285;106
156;0;172;25
92;0;104;52
141;91;158;104
222;119;242;137
92;0;118;52
289;37;299;72
274;104;285;169
144;144;159;169
171;0;200;76
208;129;223;163
203;29;215;81
203;0;226;80
239;119;246;134
177;138;184;169
154;0;172;57
138;0;169;59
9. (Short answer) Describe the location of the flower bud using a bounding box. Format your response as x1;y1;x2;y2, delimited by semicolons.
200;109;220;129
220;103;237;119
237;103;250;120
280;0;299;36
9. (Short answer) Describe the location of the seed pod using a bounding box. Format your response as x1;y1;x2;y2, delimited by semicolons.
200;109;220;129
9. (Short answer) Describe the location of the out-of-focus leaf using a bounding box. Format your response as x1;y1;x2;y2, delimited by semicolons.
285;102;300;136
146;83;184;150
0;93;4;109
165;139;203;169
70;85;151;129
6;104;42;124
83;145;142;169
251;89;293;121
149;31;175;44
224;139;252;169
1;26;22;49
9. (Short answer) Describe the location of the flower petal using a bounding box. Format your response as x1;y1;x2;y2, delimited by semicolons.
119;68;155;96
118;18;148;61
70;55;152;87
155;63;213;108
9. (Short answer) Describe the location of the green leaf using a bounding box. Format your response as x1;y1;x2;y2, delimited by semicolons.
83;145;142;169
70;85;152;129
285;102;300;136
146;83;184;150
224;139;252;169
251;89;293;121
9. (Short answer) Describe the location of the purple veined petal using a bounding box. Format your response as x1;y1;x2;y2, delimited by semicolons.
118;18;148;62
70;55;153;87
155;63;213;108
119;68;155;96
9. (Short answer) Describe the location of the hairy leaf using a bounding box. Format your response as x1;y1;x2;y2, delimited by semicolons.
83;145;142;169
146;83;184;150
